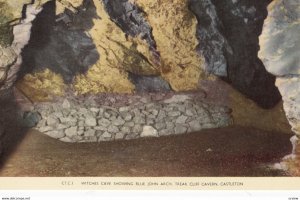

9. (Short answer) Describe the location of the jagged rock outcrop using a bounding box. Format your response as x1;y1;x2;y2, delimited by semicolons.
259;0;300;135
190;0;281;108
0;0;282;109
189;0;232;77
0;0;42;89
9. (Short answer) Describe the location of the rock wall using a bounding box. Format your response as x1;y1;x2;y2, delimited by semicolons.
31;93;232;142
259;0;300;135
190;0;281;108
0;0;281;110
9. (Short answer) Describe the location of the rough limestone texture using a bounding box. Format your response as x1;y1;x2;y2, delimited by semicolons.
259;0;300;135
0;0;283;110
190;0;281;108
0;0;42;89
31;94;232;143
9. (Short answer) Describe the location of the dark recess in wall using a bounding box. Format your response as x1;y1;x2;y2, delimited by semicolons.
17;0;100;83
212;0;281;109
190;0;281;109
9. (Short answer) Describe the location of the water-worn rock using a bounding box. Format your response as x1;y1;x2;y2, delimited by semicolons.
39;126;53;133
47;116;59;126
122;113;133;121
155;123;166;130
176;115;188;124
94;126;107;131
115;132;126;140
168;111;181;117
133;115;146;124
156;110;166;121
132;125;142;134
90;107;100;114
45;130;65;139
100;131;112;139
113;117;125;126
141;126;158;137
60;137;74;143
98;118;111;127
57;124;70;130
65;126;78;137
124;122;135;128
120;126;131;134
30;92;232;142
107;125;119;134
84;129;96;137
85;116;97;127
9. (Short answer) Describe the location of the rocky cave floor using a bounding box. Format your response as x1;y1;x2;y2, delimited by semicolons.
0;87;299;177
0;126;297;177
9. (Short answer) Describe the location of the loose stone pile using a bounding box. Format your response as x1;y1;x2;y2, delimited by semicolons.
31;94;232;143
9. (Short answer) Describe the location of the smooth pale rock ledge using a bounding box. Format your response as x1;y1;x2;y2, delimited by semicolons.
27;94;233;143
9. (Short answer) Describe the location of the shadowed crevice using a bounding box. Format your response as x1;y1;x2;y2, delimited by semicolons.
18;0;100;83
102;0;160;62
189;0;281;109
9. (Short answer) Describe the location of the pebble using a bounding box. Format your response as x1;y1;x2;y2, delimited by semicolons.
84;129;96;137
65;126;78;137
101;132;112;138
168;111;181;117
132;125;142;133
45;130;65;139
47;116;59;126
113;117;125;126
123;113;133;121
85;116;97;126
39;126;54;133
141;126;158;137
98;118;111;127
155;123;166;130
121;126;131;134
176;115;188;124
60;137;74;143
115;132;126;140
107;125;119;134
57;124;70;130
94;126;107;131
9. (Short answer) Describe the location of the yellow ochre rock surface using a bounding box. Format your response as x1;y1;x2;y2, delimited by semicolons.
73;0;162;95
17;68;66;102
16;0;205;97
132;0;204;91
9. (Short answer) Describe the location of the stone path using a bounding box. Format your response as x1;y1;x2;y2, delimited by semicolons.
27;93;232;143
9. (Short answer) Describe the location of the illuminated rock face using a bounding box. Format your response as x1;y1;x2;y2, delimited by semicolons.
0;0;282;109
259;0;300;135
